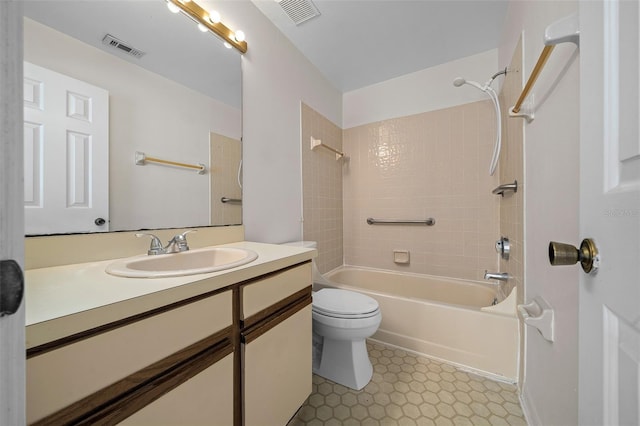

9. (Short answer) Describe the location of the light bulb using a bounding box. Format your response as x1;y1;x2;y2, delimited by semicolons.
166;2;181;13
198;23;208;32
224;42;232;49
208;10;221;24
234;30;245;42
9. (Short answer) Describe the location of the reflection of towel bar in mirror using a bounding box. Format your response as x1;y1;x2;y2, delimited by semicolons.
310;136;344;160
221;197;242;204
135;151;206;174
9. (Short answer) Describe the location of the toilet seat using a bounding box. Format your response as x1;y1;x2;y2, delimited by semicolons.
313;288;379;319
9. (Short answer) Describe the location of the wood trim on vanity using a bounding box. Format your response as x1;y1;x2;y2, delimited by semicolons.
241;286;312;345
232;287;243;426
32;326;234;426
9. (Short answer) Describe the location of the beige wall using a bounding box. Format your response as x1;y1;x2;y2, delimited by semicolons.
236;2;343;244
342;101;500;281
499;1;580;425
301;103;343;274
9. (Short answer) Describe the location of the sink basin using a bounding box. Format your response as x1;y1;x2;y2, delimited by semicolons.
105;247;258;278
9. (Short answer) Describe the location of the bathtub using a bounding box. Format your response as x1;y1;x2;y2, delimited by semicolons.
317;266;519;381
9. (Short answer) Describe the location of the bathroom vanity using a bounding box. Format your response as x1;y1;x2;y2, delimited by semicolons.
25;241;314;426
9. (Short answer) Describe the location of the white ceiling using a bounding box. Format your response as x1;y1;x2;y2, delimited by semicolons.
252;0;508;92
23;0;509;105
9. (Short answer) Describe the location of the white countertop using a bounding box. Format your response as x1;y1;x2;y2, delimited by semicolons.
26;241;316;349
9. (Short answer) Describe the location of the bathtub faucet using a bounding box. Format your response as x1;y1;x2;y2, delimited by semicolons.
484;270;509;282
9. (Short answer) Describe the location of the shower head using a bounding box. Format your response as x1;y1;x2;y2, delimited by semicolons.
453;77;485;91
453;77;466;87
451;73;504;176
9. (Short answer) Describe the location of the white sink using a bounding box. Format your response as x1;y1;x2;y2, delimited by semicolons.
105;247;258;278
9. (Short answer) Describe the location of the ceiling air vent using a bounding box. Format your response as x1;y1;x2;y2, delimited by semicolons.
101;34;146;59
276;0;321;26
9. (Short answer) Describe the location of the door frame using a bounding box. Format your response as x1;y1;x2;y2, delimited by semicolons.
0;1;26;424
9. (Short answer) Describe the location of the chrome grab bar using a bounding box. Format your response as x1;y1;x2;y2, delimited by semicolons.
492;180;518;197
366;218;435;226
221;197;242;204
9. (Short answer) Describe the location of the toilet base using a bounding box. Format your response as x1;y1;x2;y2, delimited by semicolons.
313;333;373;390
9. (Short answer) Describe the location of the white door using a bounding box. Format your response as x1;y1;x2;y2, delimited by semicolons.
23;61;109;234
579;1;640;424
0;2;25;424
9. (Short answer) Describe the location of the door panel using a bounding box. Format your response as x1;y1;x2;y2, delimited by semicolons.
23;61;109;234
579;1;640;424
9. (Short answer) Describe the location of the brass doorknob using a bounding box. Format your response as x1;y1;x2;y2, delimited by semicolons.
548;238;599;273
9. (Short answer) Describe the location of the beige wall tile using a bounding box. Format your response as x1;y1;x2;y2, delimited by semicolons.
343;101;500;281
301;103;344;273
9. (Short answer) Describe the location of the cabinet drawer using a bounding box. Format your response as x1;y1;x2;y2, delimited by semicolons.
120;353;234;426
242;262;311;319
27;291;232;424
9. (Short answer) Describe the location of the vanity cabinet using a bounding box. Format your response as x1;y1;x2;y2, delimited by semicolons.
27;290;234;425
26;259;313;426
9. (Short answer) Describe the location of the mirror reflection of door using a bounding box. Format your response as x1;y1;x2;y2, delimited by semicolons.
210;132;242;226
23;62;109;235
22;1;242;235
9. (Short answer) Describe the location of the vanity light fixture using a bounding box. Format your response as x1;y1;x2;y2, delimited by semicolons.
234;30;245;42
166;1;181;13
208;9;221;24
166;0;247;53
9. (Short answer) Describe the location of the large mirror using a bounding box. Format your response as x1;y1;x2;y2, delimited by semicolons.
23;0;242;236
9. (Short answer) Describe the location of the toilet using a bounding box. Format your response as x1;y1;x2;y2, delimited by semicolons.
283;241;382;390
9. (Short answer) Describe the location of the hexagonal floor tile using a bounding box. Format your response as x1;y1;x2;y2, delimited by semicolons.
286;341;527;425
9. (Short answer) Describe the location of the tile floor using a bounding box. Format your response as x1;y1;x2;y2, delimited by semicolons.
287;342;527;426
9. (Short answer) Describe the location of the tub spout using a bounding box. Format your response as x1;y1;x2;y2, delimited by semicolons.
484;270;509;282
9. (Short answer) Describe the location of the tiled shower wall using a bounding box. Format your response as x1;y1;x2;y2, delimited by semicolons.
499;38;525;385
342;102;501;281
210;132;242;226
301;103;344;274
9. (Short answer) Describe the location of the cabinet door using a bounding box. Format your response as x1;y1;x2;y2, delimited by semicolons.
244;306;311;426
120;354;234;426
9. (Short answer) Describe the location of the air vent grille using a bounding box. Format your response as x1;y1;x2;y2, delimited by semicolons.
102;34;146;59
277;0;321;26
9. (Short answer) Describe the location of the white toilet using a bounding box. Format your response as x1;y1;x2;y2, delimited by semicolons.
284;241;382;390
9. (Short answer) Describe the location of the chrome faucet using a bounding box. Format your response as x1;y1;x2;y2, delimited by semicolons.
165;230;195;253
484;270;509;282
136;230;196;255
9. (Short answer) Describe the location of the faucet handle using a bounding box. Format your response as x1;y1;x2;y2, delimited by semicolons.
136;232;165;255
177;229;196;239
171;230;196;252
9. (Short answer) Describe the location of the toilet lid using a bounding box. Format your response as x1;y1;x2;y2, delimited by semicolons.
313;288;379;316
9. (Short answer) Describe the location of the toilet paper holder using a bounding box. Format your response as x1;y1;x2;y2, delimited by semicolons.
517;297;555;342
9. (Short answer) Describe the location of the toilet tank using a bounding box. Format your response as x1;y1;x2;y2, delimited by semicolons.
282;241;317;249
281;241;330;287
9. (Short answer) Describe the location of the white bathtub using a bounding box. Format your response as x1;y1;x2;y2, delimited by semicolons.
318;266;519;381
